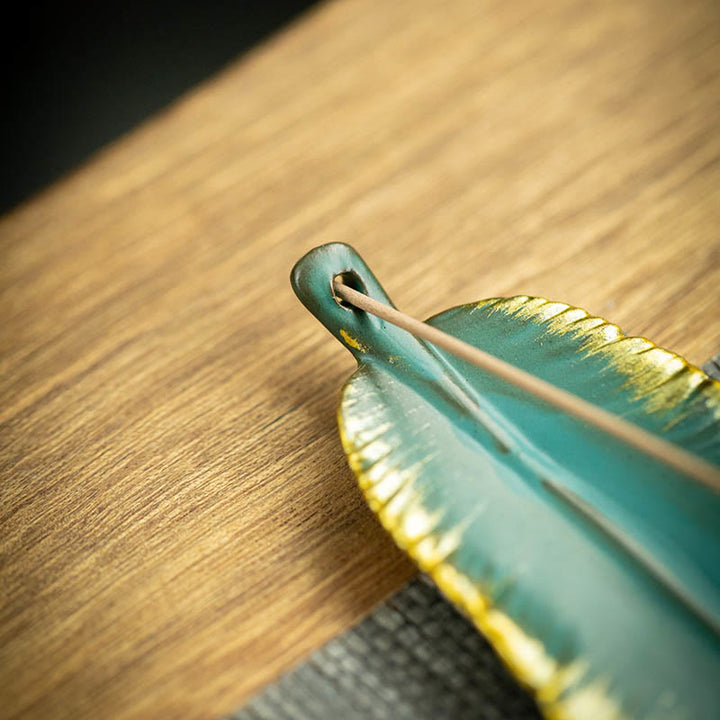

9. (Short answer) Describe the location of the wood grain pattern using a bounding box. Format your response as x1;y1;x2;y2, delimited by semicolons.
1;0;719;718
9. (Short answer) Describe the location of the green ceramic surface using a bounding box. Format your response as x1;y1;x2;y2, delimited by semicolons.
291;243;720;720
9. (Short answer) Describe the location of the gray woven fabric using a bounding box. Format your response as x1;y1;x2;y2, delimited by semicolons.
703;353;720;381
232;353;720;720
232;575;541;720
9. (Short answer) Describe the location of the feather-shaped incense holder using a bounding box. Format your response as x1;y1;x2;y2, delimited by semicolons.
291;243;720;720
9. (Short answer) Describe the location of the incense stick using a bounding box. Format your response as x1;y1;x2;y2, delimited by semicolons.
333;279;720;491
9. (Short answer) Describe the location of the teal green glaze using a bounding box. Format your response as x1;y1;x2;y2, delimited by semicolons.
291;243;720;720
290;243;494;435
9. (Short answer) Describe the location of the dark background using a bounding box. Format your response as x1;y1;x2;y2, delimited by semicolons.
1;1;317;215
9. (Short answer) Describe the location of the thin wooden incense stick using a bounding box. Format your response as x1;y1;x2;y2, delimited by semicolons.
333;279;720;491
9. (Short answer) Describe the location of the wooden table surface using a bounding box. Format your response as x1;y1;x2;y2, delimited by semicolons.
2;1;719;718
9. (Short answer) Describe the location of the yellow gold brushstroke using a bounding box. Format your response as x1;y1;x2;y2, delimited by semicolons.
534;302;573;321
514;297;551;317
337;296;720;720
492;296;720;422
338;380;627;720
340;328;367;352
412;526;464;572
491;295;532;315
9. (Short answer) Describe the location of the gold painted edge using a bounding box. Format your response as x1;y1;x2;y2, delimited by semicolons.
336;295;720;720
339;380;626;719
474;296;720;425
339;379;630;719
